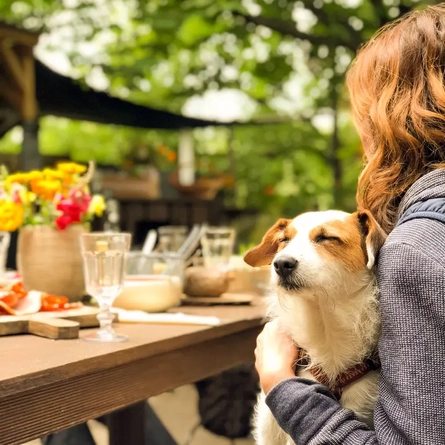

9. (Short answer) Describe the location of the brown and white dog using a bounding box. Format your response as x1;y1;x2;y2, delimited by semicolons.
244;210;386;445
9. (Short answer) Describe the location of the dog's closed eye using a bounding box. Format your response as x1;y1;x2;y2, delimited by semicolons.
313;232;342;244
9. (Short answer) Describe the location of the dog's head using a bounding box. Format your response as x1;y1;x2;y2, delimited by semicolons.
244;210;386;295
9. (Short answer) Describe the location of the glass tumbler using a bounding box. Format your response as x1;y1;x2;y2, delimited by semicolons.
200;226;235;272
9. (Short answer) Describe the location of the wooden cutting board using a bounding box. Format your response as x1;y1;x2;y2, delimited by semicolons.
0;306;104;340
181;293;254;306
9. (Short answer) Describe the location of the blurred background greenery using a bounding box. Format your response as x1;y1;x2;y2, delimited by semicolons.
0;0;436;245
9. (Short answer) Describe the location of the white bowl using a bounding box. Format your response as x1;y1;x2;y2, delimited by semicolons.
114;275;182;313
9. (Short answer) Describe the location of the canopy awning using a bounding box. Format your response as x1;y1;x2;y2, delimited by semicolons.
34;60;225;130
0;58;226;138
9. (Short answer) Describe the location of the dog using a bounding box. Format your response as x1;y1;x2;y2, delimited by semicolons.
244;209;386;445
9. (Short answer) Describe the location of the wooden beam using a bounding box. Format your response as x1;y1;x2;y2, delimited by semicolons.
14;44;41;171
0;24;39;47
0;74;23;112
0;42;25;92
16;45;37;120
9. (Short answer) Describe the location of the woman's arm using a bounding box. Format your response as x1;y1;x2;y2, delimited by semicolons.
262;238;445;444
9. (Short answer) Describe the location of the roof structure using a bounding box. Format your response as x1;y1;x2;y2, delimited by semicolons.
0;20;39;133
0;58;226;138
0;20;229;143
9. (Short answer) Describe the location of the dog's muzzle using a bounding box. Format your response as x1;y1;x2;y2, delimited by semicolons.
273;255;298;278
273;255;305;290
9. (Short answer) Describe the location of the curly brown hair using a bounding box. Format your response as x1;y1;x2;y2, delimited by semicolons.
347;5;445;234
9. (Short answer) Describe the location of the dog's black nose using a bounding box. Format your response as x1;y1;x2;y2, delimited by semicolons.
273;256;298;278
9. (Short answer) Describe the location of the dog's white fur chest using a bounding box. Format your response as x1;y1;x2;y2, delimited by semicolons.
254;292;380;445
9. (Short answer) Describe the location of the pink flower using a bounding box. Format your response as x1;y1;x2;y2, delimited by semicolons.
69;189;91;213
55;214;75;230
12;190;21;203
54;190;92;230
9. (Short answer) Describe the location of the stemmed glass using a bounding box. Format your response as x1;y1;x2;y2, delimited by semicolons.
80;232;132;343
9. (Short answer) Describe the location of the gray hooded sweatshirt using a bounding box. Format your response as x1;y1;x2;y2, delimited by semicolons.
265;169;445;444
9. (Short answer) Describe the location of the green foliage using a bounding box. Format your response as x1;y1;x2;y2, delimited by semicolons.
0;0;438;245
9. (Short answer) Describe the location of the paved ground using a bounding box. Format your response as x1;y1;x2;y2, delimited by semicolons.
24;384;255;445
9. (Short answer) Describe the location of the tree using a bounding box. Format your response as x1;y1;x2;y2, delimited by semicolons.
0;0;437;231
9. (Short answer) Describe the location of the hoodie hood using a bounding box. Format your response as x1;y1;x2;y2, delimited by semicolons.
397;169;445;220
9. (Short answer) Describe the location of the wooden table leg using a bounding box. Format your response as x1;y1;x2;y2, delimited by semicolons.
108;402;146;445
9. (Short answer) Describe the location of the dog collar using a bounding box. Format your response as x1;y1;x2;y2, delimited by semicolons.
295;349;381;400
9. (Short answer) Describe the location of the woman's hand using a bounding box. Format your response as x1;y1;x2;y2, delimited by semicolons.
255;319;299;394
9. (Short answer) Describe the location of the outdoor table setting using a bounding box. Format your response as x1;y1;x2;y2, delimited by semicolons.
0;160;267;445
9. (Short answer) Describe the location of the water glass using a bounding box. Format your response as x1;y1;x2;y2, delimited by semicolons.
201;227;235;271
0;232;10;277
80;232;132;343
157;226;188;252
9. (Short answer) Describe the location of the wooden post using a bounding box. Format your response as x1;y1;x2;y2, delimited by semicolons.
21;119;41;170
17;44;41;171
0;35;41;171
227;126;236;205
178;129;195;186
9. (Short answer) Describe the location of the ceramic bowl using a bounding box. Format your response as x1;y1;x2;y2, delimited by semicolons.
114;252;184;312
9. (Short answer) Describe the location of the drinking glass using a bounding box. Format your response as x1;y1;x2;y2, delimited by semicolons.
0;232;10;277
80;232;132;343
201;227;235;271
157;226;188;252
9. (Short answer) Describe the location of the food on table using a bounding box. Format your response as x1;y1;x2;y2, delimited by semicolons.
183;266;232;297
0;290;42;315
40;295;81;312
0;280;82;315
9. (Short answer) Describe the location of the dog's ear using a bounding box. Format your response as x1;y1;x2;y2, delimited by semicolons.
244;218;292;267
356;209;387;269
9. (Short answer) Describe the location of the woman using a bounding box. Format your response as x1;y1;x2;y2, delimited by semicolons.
255;5;445;444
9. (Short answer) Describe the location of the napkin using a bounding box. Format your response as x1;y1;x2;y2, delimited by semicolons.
112;308;221;326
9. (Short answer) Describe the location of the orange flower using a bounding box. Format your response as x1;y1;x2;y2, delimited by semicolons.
31;179;62;201
166;151;177;163
264;185;275;196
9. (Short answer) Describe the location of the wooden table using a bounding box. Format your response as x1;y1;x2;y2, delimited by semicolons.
0;299;266;445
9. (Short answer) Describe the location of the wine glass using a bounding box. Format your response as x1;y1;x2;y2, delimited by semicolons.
80;232;132;343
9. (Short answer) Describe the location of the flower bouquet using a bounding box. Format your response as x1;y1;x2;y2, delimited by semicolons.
0;161;106;300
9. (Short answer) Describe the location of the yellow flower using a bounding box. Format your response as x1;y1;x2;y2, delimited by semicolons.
27;170;44;182
5;172;30;185
31;179;62;201
43;168;64;180
19;189;36;204
57;162;87;174
0;201;24;231
88;195;106;217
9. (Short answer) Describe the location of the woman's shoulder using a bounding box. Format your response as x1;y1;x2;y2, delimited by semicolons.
380;217;445;270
